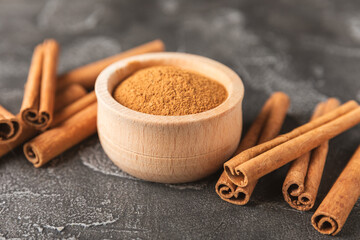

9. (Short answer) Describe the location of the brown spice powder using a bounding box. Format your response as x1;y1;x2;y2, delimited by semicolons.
113;65;228;116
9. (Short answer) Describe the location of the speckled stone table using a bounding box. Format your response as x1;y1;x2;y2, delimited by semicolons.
0;0;359;239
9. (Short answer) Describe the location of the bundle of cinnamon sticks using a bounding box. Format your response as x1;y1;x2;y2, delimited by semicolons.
0;39;165;166
216;92;360;236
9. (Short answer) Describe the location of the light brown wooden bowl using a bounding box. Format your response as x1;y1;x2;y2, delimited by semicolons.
95;52;244;183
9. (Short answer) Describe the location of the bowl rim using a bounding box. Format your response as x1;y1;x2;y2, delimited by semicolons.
95;52;244;124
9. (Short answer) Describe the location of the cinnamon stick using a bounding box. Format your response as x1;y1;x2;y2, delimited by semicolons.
224;100;360;187
216;92;290;205
0;84;87;158
0;105;21;144
311;145;360;236
24;102;97;167
283;98;340;211
216;95;273;204
57;39;165;90
20;39;59;130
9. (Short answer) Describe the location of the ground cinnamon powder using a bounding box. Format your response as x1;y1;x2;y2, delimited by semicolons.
113;66;227;116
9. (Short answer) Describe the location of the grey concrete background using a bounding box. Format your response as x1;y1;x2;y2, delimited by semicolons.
0;0;359;239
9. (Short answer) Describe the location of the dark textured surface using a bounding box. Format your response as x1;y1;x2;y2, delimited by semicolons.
0;0;359;239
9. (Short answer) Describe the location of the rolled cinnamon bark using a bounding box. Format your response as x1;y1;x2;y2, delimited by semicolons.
39;39;59;128
312;145;360;236
0;105;21;144
283;98;340;211
0;84;87;158
20;44;43;127
20;39;59;130
224;101;360;186
216;92;290;205
57;39;165;90
216;94;273;203
24;103;97;167
282;103;326;206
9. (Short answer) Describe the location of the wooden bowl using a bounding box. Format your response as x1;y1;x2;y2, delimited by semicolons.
95;52;244;183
